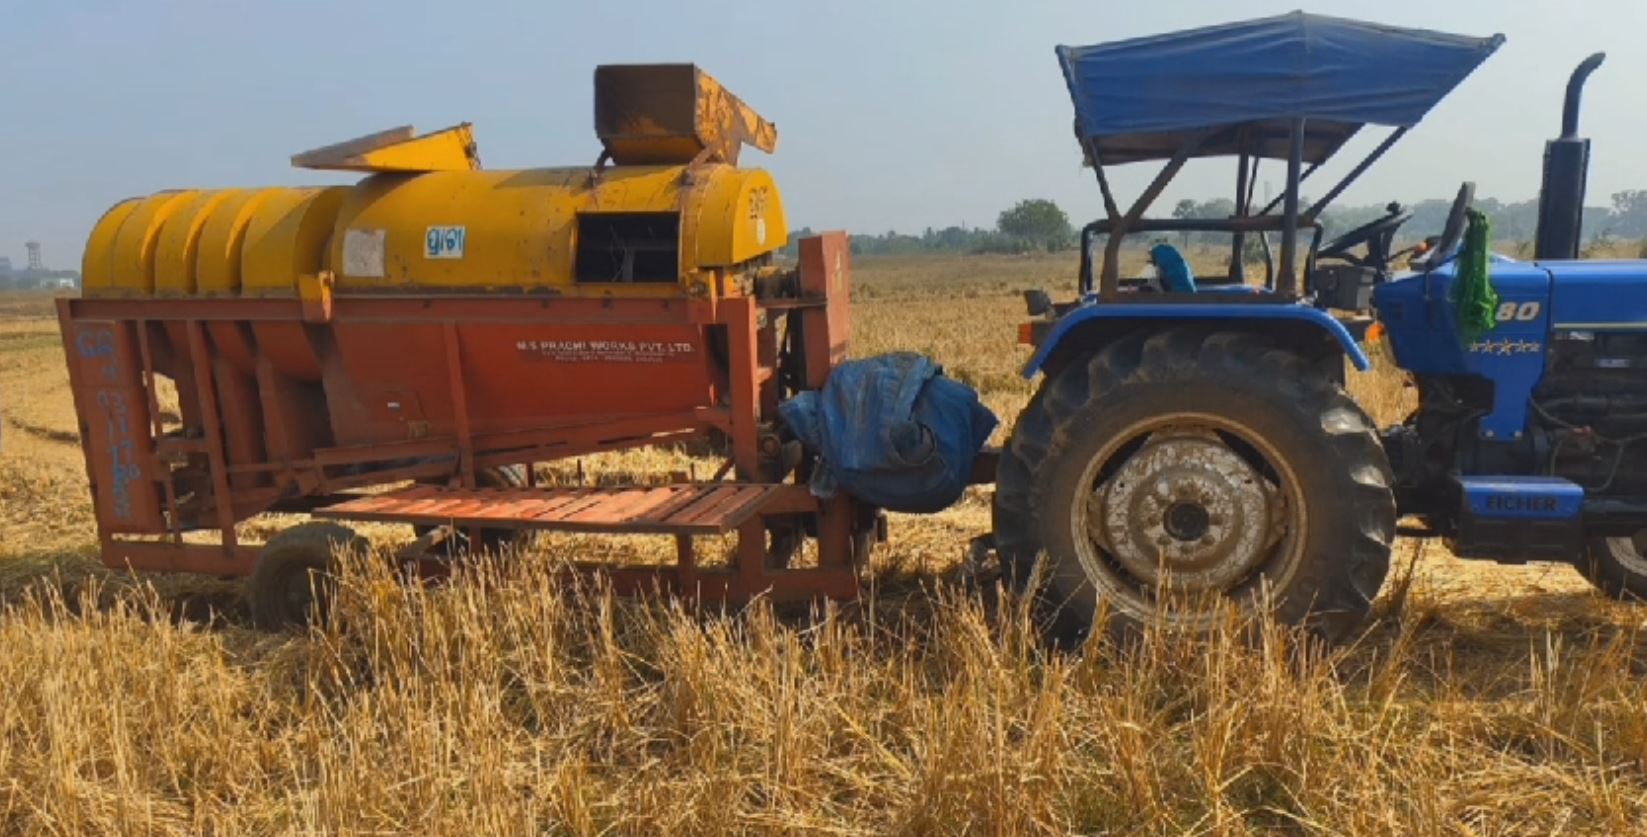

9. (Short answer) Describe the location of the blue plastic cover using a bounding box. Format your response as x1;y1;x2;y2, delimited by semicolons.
779;353;998;514
1058;12;1503;164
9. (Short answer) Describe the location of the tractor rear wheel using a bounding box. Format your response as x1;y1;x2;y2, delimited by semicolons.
1580;535;1647;600
247;522;367;631
994;328;1396;644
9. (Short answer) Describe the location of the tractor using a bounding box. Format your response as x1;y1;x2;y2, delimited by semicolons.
998;12;1645;641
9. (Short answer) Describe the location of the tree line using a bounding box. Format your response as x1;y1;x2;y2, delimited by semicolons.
793;189;1647;258
788;199;1077;258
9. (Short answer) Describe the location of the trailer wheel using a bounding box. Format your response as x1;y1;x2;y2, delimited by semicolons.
994;328;1395;644
1580;535;1647;600
247;522;367;631
414;465;529;556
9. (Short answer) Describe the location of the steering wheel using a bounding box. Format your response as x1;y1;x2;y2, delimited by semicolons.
1317;205;1413;266
1425;182;1476;269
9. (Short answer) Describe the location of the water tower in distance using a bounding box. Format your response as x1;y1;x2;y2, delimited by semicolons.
25;241;42;272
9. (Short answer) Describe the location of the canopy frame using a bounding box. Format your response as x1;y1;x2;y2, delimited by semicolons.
1060;12;1504;300
1081;121;1410;298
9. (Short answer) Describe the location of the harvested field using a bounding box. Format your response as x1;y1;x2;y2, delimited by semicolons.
3;253;1646;834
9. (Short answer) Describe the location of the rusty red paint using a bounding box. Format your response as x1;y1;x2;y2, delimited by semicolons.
56;236;869;605
317;483;787;535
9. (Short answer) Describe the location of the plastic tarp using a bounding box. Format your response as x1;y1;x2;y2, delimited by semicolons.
779;353;998;514
1057;11;1503;164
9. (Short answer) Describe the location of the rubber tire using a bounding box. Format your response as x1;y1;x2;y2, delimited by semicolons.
1580;537;1647;601
414;465;528;556
247;522;366;631
994;327;1396;645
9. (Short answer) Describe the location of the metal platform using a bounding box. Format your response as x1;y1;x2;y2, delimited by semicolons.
315;482;793;535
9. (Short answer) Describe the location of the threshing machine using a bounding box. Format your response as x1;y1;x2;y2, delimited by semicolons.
61;66;881;628
1003;12;1647;640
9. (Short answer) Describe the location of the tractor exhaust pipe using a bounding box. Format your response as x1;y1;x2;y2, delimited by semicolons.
1534;52;1606;260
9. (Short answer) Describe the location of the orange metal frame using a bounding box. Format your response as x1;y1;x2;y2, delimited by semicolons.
58;233;862;603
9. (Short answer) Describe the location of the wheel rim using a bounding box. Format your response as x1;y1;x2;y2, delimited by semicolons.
1604;535;1647;576
1070;412;1306;626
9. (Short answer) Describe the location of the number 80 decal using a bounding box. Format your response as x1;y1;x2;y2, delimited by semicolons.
1495;301;1541;322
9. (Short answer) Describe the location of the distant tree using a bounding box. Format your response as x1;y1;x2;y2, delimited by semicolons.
782;226;817;258
1187;198;1236;245
1612;190;1647;239
799;186;1642;262
924;225;978;251
1194;198;1236;218
997;199;1073;251
970;232;1036;255
1171;199;1197;247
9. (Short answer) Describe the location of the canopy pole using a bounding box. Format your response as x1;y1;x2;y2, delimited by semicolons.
1230;151;1251;282
1277;118;1305;297
1101;129;1213;296
1259;158;1323;216
1305;127;1409;220
1078;225;1094;295
1087;140;1121;221
1243;154;1260;214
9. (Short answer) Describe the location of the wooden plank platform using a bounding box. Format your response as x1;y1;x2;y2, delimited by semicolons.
314;483;791;535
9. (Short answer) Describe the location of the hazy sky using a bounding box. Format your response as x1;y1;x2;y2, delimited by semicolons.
5;1;1644;270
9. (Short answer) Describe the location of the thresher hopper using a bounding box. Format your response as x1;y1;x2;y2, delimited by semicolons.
62;66;876;628
1006;12;1647;642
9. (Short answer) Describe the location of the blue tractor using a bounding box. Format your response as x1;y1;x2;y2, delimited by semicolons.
998;13;1638;641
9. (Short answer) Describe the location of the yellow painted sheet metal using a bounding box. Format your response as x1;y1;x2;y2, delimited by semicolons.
693;68;778;161
82;169;786;298
80;64;796;299
688;167;787;268
241;187;351;296
196;188;282;296
328;166;677;291
154;190;240;296
292;124;479;173
106;190;202;296
82;198;141;296
595;65;777;166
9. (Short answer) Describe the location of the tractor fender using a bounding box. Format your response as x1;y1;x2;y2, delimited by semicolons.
1022;303;1371;378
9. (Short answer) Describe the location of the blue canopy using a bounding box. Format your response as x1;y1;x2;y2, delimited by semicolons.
1058;12;1503;165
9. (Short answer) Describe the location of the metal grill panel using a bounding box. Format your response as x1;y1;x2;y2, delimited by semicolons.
316;483;785;534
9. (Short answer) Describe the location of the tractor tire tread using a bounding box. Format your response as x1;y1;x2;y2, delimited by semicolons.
1580;539;1647;601
994;326;1395;644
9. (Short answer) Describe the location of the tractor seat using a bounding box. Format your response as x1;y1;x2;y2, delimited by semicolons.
1148;243;1197;293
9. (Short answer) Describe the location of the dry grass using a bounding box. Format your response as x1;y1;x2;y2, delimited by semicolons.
3;256;1647;834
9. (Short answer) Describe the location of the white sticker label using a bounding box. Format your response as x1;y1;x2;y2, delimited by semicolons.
516;339;696;364
342;228;386;277
425;226;466;259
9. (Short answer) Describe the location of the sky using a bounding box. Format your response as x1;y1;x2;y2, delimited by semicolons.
4;0;1645;270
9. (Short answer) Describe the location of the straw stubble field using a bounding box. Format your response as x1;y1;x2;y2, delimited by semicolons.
3;254;1647;834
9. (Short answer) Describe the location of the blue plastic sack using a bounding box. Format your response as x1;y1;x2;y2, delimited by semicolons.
779;353;998;513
